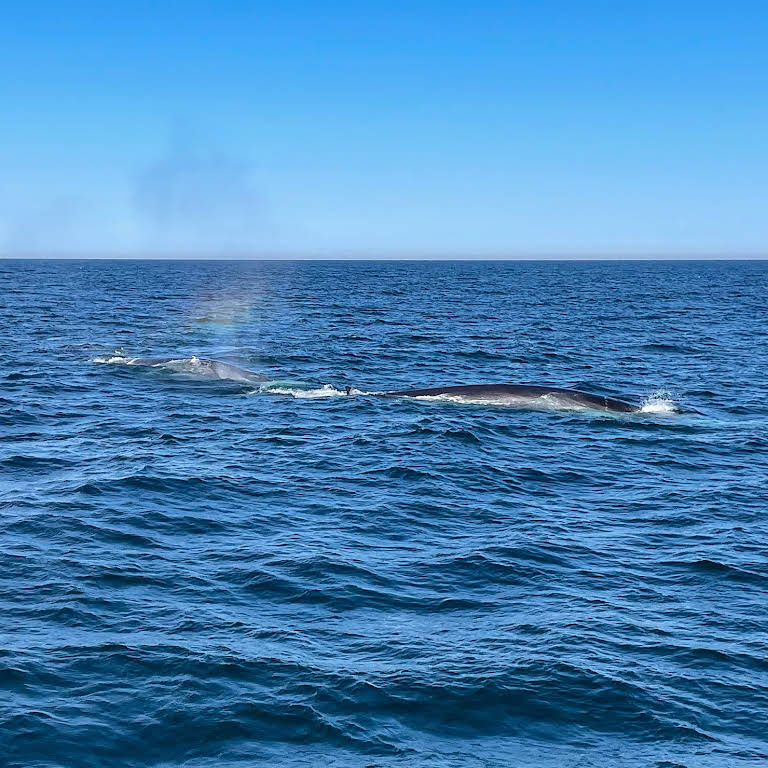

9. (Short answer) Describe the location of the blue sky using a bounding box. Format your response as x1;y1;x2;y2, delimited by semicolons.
1;1;767;257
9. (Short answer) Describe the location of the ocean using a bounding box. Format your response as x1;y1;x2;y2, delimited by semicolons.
2;259;767;767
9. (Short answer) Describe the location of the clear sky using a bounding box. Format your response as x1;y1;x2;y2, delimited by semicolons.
2;1;767;257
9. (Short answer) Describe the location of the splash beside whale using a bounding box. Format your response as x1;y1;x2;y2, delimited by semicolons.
380;384;643;412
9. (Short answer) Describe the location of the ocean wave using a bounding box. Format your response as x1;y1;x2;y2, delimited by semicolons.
663;558;767;586
7;260;768;768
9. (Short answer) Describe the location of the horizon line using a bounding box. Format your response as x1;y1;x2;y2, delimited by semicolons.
2;252;768;262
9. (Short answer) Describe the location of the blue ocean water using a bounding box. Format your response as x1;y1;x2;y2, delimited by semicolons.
2;259;768;768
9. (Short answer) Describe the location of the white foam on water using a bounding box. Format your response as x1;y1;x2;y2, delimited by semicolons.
639;390;678;414
259;384;368;399
92;355;138;364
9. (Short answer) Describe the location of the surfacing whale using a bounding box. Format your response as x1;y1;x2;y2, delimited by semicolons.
101;359;686;413
121;357;270;383
382;384;641;413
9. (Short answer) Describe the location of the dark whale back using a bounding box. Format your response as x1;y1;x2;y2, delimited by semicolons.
383;384;639;413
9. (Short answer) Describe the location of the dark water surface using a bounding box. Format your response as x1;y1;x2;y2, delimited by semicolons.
2;259;768;767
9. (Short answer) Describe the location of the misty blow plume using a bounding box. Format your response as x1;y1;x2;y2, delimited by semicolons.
134;141;270;253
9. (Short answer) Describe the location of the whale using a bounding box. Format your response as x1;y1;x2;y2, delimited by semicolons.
380;384;642;412
101;358;687;414
118;357;271;383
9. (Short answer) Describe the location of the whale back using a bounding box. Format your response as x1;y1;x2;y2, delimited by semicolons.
126;357;270;383
384;384;639;413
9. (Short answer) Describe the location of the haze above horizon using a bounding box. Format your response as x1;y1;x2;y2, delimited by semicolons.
2;1;767;259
